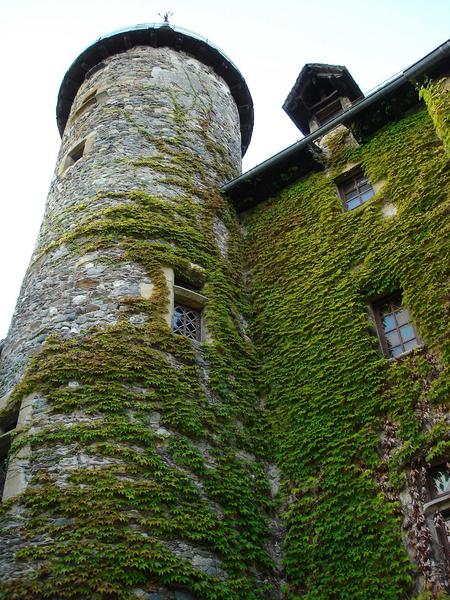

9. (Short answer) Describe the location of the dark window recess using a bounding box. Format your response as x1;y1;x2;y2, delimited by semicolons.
69;140;86;164
0;454;7;499
373;293;421;358
434;510;450;563
316;98;343;126
174;273;204;291
0;410;19;499
172;304;202;341
428;462;450;499
338;169;375;210
73;91;97;120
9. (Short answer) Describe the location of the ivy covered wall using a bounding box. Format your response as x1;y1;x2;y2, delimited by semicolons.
243;81;449;598
0;46;276;599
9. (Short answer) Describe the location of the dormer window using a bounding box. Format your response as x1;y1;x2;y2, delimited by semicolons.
283;63;363;135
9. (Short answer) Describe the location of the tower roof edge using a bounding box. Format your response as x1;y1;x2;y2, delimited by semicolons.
56;22;254;155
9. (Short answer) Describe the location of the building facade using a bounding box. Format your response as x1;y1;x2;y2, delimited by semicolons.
0;22;449;599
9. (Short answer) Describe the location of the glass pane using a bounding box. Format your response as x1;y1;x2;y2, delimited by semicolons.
386;330;401;348
399;324;415;342
390;345;403;357
172;304;201;340
432;467;450;495
360;189;375;202
173;316;183;328
395;309;410;326
382;313;395;332
345;190;359;201
403;339;419;352
346;198;361;210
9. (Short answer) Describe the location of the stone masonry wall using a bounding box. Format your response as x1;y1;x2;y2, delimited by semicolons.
0;44;276;599
0;46;241;397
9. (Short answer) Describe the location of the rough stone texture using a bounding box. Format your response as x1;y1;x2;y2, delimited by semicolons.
0;44;267;597
0;46;241;399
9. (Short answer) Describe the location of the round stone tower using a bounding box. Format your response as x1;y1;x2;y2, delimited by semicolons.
0;23;276;598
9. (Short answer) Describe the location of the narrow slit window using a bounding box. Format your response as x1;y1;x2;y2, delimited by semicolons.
73;90;97;120
0;412;18;501
372;292;421;358
0;452;8;500
338;168;375;210
69;140;85;165
61;139;86;175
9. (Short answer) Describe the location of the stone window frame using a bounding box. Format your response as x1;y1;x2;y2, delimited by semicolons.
0;392;34;501
70;87;108;125
336;165;375;211
0;401;19;502
59;132;96;176
72;89;98;121
369;291;422;359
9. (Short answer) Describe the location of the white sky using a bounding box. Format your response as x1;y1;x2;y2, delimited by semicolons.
0;0;449;339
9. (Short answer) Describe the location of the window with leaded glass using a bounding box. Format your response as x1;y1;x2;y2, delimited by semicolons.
172;303;202;341
372;293;421;358
428;462;450;499
338;168;375;210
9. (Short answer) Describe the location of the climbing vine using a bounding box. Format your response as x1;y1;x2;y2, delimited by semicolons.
0;74;275;598
243;105;449;598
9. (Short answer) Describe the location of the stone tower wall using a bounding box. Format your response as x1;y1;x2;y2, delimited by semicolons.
0;45;241;397
0;44;277;599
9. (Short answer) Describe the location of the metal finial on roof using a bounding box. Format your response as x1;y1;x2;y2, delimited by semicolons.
158;11;173;24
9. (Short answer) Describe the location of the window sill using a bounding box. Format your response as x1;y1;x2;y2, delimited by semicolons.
387;344;424;362
423;492;450;515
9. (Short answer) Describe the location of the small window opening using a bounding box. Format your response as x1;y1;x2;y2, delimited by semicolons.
0;411;18;501
172;304;202;341
61;139;86;175
337;167;375;211
372;292;421;358
69;140;85;164
73;90;97;120
171;282;207;342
